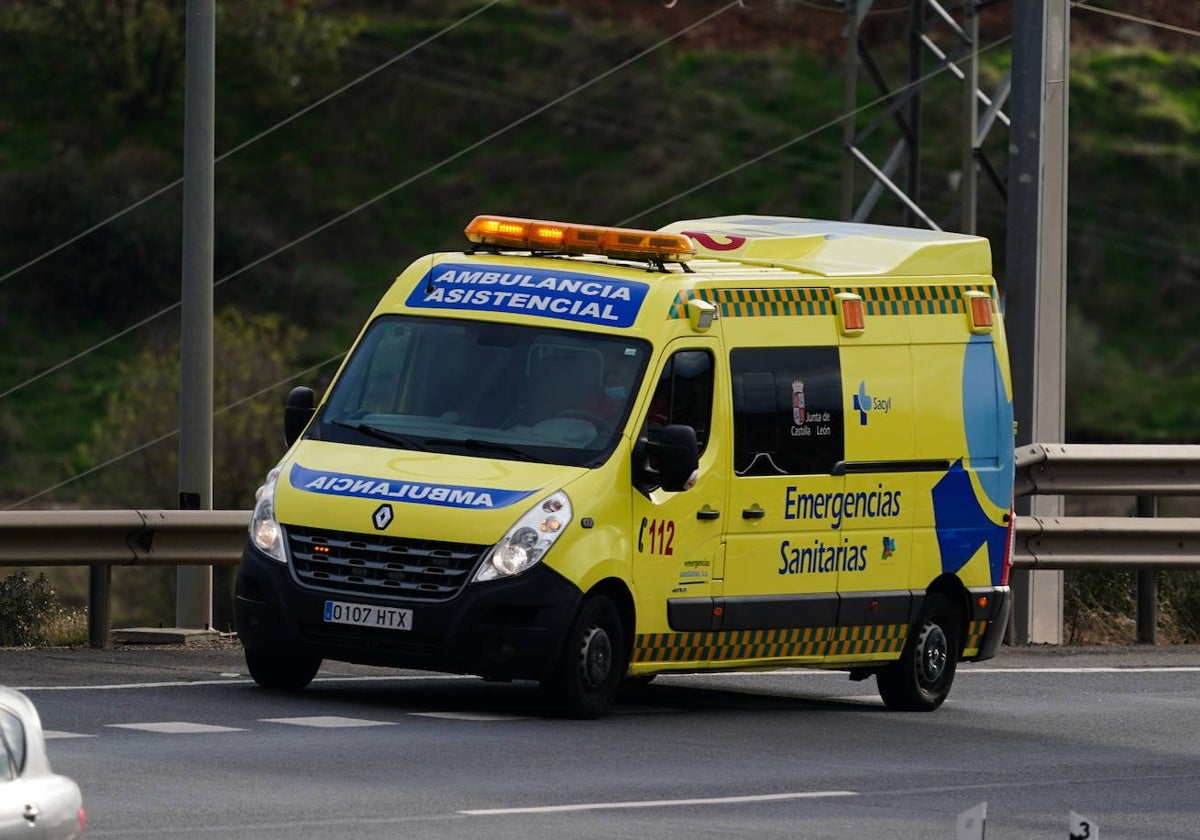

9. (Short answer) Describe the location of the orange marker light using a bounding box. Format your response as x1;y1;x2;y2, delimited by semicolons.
836;293;865;335
970;295;993;328
964;290;995;334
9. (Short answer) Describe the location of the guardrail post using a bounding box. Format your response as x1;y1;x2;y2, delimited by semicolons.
88;565;111;649
1136;495;1158;645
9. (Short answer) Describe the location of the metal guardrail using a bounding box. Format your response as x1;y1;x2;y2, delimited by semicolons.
1015;443;1200;498
1013;443;1200;571
0;510;248;648
0;510;248;568
2;443;1199;646
1013;443;1200;644
1015;516;1200;571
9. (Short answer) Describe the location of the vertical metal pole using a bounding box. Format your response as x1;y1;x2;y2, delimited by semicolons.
1136;495;1159;644
1006;0;1070;644
178;0;215;630
904;0;923;226
87;565;111;648
840;0;862;221
960;1;979;234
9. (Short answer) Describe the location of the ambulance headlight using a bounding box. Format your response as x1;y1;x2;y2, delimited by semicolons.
249;467;287;564
475;491;572;582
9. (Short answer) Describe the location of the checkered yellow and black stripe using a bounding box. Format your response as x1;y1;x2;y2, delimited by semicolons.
961;620;987;658
667;284;992;320
633;623;908;664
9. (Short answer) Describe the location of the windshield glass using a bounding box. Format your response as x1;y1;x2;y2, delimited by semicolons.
315;316;651;467
0;708;24;780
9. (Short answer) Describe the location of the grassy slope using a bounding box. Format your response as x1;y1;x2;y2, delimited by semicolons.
0;3;1199;507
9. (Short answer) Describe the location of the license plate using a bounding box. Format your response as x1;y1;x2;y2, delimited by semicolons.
323;600;412;631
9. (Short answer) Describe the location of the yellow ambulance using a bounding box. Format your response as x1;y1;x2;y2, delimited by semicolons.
235;213;1015;718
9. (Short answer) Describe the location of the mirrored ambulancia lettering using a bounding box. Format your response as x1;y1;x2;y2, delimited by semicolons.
290;464;536;509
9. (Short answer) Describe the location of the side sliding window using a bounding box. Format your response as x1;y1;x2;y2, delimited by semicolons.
730;346;844;476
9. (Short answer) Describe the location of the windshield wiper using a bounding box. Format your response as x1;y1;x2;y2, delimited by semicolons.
435;437;537;462
330;420;428;451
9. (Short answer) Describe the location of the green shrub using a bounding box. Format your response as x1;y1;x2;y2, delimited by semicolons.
1065;569;1200;644
0;570;68;646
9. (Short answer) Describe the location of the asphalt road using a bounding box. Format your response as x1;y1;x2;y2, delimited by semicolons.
6;640;1200;839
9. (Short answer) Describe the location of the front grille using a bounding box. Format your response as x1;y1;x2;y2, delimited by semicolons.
285;525;488;601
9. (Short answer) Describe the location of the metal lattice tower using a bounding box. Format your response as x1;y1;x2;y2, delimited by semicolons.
839;0;1012;235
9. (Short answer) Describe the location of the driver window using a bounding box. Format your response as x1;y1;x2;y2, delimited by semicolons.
641;349;714;453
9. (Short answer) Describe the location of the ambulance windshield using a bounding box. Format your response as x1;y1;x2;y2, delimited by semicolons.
313;315;650;467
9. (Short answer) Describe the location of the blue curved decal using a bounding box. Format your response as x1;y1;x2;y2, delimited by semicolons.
408;263;649;327
289;464;536;510
932;459;1008;583
962;335;1013;509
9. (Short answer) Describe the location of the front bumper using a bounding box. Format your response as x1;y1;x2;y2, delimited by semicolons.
235;541;583;681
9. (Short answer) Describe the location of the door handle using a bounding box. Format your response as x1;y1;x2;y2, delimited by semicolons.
742;508;765;520
23;804;38;823
696;509;720;521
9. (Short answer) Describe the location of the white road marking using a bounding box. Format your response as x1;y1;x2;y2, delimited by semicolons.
410;711;532;721
14;665;1200;694
15;673;475;692
43;731;94;739
460;790;858;816
260;716;395;728
960;666;1200;674
108;722;246;734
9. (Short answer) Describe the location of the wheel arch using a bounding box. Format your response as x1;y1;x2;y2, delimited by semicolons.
584;576;636;669
925;573;970;654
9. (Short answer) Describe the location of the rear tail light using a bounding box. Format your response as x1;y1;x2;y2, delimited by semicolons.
1001;503;1015;586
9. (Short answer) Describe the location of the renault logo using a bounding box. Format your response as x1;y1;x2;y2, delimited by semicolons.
372;504;394;531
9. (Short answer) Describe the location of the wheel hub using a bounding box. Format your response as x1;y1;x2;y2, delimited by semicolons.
919;625;948;684
579;626;613;690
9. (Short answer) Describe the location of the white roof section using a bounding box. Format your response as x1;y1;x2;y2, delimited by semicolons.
659;215;992;278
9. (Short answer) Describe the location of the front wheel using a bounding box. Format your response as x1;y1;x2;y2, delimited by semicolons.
877;593;959;711
245;647;322;691
541;594;625;719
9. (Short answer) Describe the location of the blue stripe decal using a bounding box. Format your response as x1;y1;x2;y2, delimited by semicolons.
931;459;1009;583
289;463;536;510
407;263;649;327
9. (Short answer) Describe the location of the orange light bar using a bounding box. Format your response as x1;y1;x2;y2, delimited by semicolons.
465;215;694;263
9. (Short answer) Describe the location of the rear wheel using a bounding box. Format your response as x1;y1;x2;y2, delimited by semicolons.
245;647;321;691
877;593;959;711
542;594;625;719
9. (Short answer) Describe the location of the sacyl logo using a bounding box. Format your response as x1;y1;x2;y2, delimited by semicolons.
853;381;892;426
853;381;873;425
372;504;394;531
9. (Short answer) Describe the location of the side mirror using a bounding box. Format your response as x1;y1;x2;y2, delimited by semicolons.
634;424;699;493
284;386;316;447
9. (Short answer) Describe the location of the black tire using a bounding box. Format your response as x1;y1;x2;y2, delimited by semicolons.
542;594;625;719
877;593;959;712
245;647;322;691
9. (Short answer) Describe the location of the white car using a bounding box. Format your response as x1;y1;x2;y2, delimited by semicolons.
0;687;84;839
